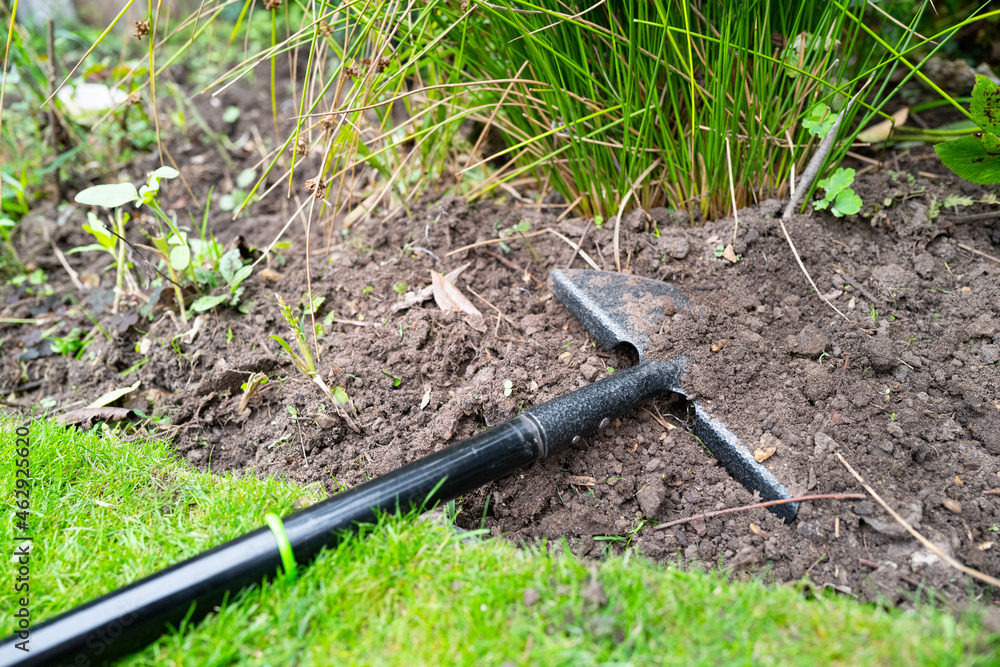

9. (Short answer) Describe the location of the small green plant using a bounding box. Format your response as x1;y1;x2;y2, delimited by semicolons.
45;328;90;358
503;380;513;397
802;102;836;138
935;75;1000;185
713;244;725;258
271;294;351;408
594;215;605;229
271;293;317;377
499;220;540;262
813;167;863;217
75;168;177;315
75;172;252;320
393;281;408;295
870;306;880;326
381;370;402;388
9;269;51;296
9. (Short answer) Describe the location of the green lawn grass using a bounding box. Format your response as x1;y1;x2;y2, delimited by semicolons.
2;416;997;665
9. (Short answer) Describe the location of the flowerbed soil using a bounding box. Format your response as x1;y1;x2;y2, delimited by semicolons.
3;119;999;610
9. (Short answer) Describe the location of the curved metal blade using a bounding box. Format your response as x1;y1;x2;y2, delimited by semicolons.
549;269;798;522
549;269;689;360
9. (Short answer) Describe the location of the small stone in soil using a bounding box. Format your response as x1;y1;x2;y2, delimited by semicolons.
522;588;541;607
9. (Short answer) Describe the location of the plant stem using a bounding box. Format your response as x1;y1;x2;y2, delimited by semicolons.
146;202;189;323
517;231;540;262
113;211;126;315
168;265;188;325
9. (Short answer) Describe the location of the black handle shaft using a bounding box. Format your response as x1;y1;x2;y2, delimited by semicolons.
0;359;682;667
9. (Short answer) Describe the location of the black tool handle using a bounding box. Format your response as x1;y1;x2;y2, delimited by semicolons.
0;359;683;667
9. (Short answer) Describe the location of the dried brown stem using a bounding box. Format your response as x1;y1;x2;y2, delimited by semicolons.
654;493;863;531
836;450;1000;589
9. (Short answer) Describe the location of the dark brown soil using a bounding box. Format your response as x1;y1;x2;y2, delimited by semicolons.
3;101;999;610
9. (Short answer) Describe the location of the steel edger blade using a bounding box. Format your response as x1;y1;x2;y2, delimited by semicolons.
550;269;798;523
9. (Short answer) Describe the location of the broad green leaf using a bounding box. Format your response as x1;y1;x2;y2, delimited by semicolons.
970;74;1000;135
150;166;179;180
66;243;108;255
219;249;243;284
169;245;191;271
139;167;180;204
813;197;830;211
832;190;862;217
935;135;1000;185
304;295;325;314
222;106;241;123
802;103;834;138
75;183;139;209
82;215;116;250
236;168;257;189
87;380;141;409
981;132;1000;155
332;386;349;404
825;168;855;197
191;294;227;312
230;266;252;292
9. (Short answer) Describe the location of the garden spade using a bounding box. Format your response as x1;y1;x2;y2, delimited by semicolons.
0;269;795;667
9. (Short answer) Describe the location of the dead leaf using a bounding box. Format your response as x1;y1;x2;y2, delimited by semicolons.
419;385;431;410
394;264;474;314
857;107;909;144
313;413;338;429
754;446;777;463
80;273;100;288
87;380;141;409
260;268;283;282
430;269;485;332
941;497;962;514
749;522;770;540
58;407;132;428
722;244;738;263
566;475;597;486
978;542;995;551
143;388;171;403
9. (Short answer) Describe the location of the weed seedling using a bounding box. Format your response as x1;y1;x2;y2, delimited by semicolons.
499;220;540;262
271;293;318;377
45;328;90;358
381;370;402;388
813;167;863;217
802;102;836;138
271;294;355;427
503;380;513;397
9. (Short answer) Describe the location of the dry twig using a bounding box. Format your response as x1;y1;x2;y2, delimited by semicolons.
653;493;863;531
958;243;1000;264
836;450;1000;589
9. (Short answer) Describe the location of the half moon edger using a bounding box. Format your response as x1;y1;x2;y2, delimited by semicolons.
0;269;795;666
